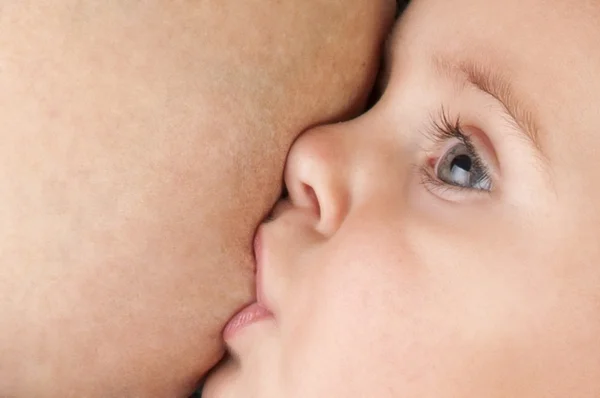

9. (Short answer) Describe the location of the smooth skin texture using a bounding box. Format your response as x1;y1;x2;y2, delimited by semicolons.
204;0;600;397
0;1;395;397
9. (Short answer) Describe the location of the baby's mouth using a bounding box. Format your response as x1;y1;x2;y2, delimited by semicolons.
222;225;274;341
221;302;273;341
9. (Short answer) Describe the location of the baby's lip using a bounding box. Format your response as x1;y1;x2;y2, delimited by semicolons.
254;224;274;312
222;302;272;341
221;226;274;341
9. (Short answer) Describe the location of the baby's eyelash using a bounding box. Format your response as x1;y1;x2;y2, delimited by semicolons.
426;107;471;147
420;108;493;194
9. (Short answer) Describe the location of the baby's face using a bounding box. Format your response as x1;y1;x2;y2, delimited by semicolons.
204;0;600;396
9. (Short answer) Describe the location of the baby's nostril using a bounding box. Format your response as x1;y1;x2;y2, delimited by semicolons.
303;183;320;218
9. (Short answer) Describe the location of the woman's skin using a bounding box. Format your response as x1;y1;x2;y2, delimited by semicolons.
0;1;395;397
204;0;600;396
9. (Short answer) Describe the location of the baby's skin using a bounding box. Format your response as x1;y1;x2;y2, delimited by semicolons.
205;0;600;396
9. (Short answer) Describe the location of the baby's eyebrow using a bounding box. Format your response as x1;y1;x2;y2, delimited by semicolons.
433;55;545;160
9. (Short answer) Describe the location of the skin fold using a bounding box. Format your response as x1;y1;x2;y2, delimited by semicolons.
0;1;395;397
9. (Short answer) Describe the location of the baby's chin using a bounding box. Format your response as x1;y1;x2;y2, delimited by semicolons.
201;355;242;398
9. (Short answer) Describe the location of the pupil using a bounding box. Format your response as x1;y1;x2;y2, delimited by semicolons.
451;154;472;172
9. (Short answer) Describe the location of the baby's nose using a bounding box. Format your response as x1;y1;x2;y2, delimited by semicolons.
283;125;352;237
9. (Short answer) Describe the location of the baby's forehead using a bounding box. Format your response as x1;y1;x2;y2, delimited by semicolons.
395;0;600;50
392;0;600;137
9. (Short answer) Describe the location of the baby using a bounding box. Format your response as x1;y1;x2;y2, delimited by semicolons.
203;0;600;396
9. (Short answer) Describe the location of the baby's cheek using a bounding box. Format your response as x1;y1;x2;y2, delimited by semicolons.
275;246;405;394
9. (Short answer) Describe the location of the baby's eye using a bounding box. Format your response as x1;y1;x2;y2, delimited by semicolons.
435;142;492;191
